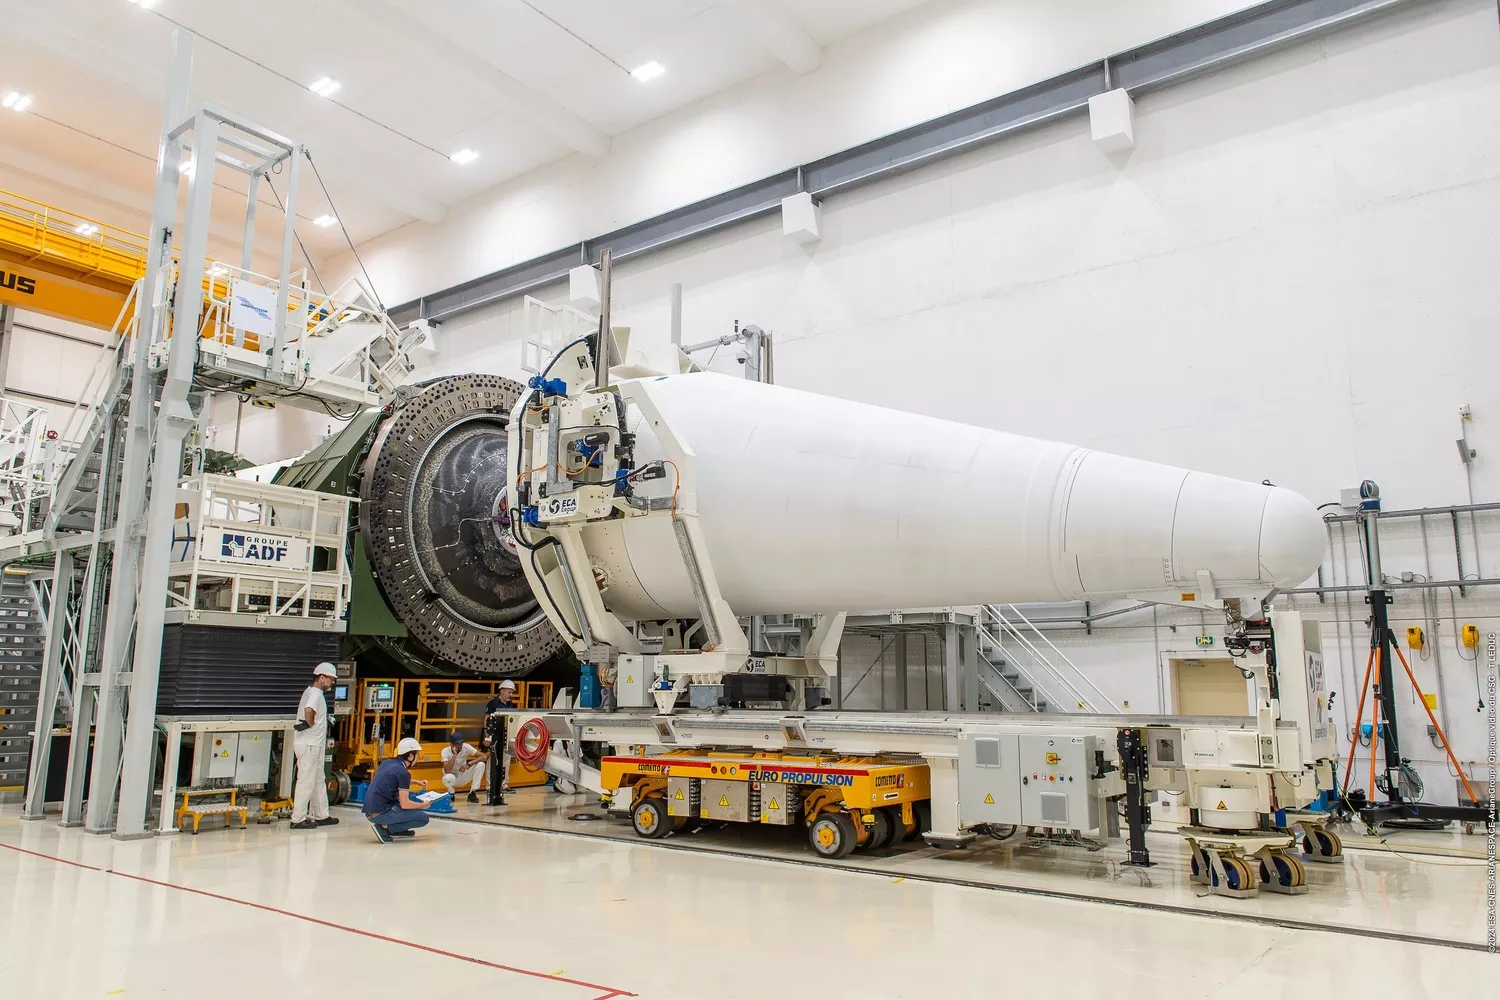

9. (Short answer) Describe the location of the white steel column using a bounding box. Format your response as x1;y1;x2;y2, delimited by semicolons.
268;149;300;375
113;109;219;840
21;552;73;819
84;30;192;833
59;544;102;826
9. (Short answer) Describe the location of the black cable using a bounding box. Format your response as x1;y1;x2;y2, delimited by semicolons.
303;151;384;311
508;518;583;641
142;9;451;159
263;175;328;295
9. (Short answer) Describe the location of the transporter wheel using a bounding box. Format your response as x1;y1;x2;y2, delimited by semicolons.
1217;855;1254;892
879;807;908;846
631;797;673;839
1301;829;1342;859
859;810;893;851
328;772;352;806
1259;852;1306;889
911;801;932;840
809;812;859;859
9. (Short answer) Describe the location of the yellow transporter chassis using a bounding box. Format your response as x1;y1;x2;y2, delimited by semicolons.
599;750;932;859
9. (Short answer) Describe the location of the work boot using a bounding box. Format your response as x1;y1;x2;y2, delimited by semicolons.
290;820;318;830
315;816;340;826
467;792;479;803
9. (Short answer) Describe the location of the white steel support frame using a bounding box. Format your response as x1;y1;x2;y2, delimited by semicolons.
84;31;194;835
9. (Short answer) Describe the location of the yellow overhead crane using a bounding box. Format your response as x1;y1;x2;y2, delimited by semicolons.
0;189;146;328
0;188;347;345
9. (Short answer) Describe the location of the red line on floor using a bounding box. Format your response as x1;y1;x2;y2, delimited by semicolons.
1;842;634;997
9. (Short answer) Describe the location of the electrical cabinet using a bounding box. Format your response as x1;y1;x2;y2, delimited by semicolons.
205;734;238;780
1018;733;1100;832
699;778;750;822
956;729;1021;827
234;732;273;785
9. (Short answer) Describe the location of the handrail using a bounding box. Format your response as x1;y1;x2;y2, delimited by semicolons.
54;279;141;449
1002;603;1119;712
975;641;1042;712
984;605;1119;713
976;623;1044;711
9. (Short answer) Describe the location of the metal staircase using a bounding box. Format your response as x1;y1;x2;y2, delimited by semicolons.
0;570;48;787
975;604;1120;714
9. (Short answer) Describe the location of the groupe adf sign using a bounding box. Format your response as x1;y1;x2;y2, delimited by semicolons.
207;529;311;571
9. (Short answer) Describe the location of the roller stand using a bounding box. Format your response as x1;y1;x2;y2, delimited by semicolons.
1286;814;1345;865
1182;827;1297;899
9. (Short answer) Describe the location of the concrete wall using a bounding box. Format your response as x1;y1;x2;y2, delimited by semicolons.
290;0;1500;801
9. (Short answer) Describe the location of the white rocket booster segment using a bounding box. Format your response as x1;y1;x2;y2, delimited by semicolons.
579;373;1323;619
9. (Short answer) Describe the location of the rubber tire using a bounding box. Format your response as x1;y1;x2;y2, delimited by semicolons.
631;797;672;839
913;800;932;838
879;806;907;846
860;809;892;851
809;812;859;859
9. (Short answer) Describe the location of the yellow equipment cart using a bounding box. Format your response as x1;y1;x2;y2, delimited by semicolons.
337;678;554;791
600;750;931;858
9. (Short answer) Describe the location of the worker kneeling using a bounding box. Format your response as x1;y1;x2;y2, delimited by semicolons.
441;731;486;803
363;737;437;843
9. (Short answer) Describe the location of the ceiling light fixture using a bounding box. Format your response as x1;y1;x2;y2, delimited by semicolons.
127;0;159;9
3;91;33;113
75;222;99;236
308;76;341;98
313;214;338;228
178;158;196;178
449;148;479;166
209;263;229;276
630;61;665;83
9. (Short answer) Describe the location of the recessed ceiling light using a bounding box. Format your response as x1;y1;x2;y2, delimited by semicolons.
449;148;479;166
313;214;338;228
127;0;159;9
3;92;33;113
630;61;665;82
178;159;195;177
209;263;229;276
75;222;99;236
308;76;341;98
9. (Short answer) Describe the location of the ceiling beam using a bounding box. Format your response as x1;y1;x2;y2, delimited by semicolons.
355;0;611;159
721;0;821;74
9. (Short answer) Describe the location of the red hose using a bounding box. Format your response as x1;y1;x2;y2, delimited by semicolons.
513;717;550;767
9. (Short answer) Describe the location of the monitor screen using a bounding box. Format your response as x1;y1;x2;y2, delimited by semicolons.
334;684;349;701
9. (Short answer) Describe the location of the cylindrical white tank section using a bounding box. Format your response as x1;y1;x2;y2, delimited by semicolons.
583;374;1324;620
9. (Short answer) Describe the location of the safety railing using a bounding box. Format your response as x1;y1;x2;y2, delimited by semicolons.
0;398;58;534
982;604;1119;713
0;189;148;286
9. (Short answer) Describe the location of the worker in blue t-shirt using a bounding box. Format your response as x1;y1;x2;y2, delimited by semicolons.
363;737;436;843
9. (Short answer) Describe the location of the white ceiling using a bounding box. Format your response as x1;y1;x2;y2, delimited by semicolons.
0;0;936;275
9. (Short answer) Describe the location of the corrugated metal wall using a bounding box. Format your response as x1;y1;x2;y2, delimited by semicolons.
157;625;339;715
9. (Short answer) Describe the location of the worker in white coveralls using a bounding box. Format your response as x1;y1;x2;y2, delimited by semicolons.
441;731;486;803
290;662;341;830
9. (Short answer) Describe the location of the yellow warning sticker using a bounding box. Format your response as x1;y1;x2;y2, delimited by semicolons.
674;789;684;800
719;794;730;807
1216;800;1227;810
768;797;780;810
626;675;634;684
983;793;995;805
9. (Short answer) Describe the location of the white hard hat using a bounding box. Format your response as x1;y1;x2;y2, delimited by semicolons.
314;662;338;678
499;680;517;690
396;737;423;756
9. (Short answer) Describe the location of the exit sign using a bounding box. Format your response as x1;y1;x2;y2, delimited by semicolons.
1195;635;1215;647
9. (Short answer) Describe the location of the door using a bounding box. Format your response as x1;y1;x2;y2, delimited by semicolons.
1172;658;1249;716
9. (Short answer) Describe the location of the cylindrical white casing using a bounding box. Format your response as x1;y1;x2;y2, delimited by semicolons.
581;374;1324;620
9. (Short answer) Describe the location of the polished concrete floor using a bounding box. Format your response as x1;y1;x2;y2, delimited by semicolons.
1;794;1494;1000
